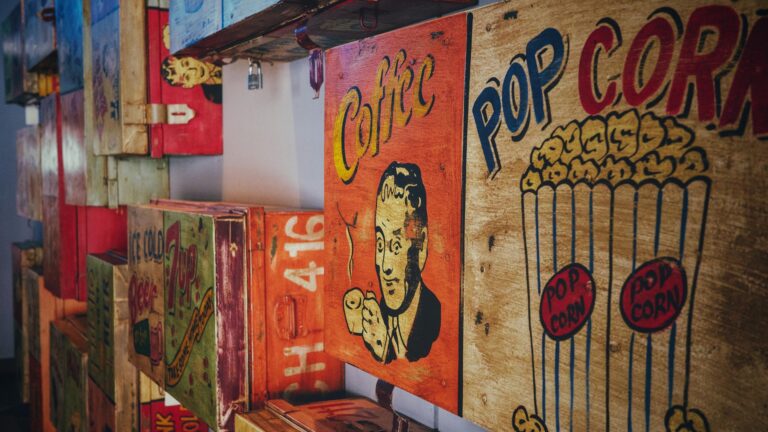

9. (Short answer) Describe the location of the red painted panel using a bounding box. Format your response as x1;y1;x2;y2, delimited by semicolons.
141;399;209;432
147;8;223;158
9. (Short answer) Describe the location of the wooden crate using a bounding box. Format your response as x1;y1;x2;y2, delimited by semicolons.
55;0;85;94
16;126;43;221
139;372;209;432
323;13;468;414
236;397;434;432
147;7;223;157
50;314;89;432
162;206;248;431
26;268;87;432
23;0;56;71
89;1;223;157
86;252;140;431
150;200;344;406
461;1;768;431
62;89;171;207
40;93;129;299
1;4;39;104
12;242;42;404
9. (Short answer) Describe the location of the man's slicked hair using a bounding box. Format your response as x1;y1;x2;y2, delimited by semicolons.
376;161;427;229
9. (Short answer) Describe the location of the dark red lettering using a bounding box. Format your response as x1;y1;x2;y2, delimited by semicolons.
579;24;619;114
623;17;675;106
720;17;768;136
666;6;739;120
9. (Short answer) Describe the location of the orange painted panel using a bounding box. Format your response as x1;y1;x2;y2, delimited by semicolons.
323;14;468;413
263;212;344;401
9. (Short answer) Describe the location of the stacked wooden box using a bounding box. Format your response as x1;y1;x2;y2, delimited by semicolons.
126;201;344;431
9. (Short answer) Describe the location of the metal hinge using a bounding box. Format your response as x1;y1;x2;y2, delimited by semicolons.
124;103;196;125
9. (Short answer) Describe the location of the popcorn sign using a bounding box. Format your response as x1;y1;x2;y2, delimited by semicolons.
463;1;768;431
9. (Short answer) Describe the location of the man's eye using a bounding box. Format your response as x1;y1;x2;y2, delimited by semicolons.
376;239;384;252
392;241;401;254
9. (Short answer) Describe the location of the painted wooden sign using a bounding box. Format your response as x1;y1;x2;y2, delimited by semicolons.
163;207;248;431
23;0;55;71
90;1;223;157
153;200;344;407
140;373;209;432
148;8;223;157
235;409;293;432
50;315;89;432
168;0;223;55
27;268;87;432
128;205;168;386
323;14;468;414
260;211;344;403
2;4;41;104
86;252;140;432
12;241;42;404
461;1;768;431
55;0;85;94
16;126;43;221
90;0;147;155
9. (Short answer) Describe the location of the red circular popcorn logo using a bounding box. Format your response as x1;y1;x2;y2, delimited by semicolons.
540;263;596;341
620;257;687;333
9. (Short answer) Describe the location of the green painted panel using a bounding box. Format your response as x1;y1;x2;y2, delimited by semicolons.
163;210;217;426
87;254;115;400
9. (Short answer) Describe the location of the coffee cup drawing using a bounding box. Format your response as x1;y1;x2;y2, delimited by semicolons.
343;288;365;335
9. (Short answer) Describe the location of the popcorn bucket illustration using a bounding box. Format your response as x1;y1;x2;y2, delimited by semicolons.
518;109;711;432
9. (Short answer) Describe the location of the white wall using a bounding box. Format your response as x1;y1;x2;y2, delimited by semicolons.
169;59;486;431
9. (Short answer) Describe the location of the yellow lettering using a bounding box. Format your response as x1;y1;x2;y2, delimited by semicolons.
370;57;390;155
155;413;174;431
414;54;435;117
392;49;414;128
333;88;363;184
332;50;434;183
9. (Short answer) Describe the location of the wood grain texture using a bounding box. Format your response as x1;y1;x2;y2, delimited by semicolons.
148;8;223;157
162;208;248;431
128;206;168;386
152;200;344;409
139;372;209;432
462;2;768;431
12;242;42;404
86;252;139;432
26;269;87;432
235;410;293;432
263;212;344;402
16;126;43;220
267;397;435;432
50;315;89;432
323;14;468;414
90;0;148;155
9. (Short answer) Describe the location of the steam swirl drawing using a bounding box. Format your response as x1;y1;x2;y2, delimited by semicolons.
515;109;711;431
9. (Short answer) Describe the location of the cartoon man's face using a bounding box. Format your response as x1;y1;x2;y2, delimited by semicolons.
374;173;427;314
163;56;213;88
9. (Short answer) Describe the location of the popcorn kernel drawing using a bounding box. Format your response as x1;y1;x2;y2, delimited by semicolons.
551;120;582;164
519;109;711;431
607;110;640;159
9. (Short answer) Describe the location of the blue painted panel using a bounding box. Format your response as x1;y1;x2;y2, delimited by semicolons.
23;0;55;69
169;0;222;53
90;0;119;25
222;0;280;27
55;0;85;94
